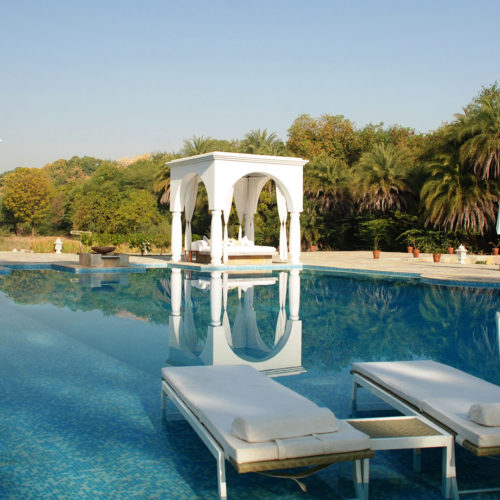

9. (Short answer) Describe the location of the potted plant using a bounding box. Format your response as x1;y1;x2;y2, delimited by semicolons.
490;238;500;255
446;236;456;255
420;231;444;263
359;218;391;259
397;229;425;256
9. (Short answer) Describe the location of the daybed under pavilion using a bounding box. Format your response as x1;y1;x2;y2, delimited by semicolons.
168;152;308;265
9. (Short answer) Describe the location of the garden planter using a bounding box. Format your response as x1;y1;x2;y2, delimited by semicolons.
373;249;381;259
447;247;454;255
406;246;413;253
493;247;499;256
309;245;318;252
433;253;441;263
412;249;420;258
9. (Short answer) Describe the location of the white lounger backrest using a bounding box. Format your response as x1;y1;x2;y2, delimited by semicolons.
353;360;500;448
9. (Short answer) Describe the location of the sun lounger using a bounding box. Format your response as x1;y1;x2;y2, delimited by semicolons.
161;364;373;499
351;360;500;496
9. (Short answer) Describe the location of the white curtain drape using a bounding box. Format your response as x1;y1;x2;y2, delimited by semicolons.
223;188;234;263
274;272;288;345
184;178;199;253
276;185;288;261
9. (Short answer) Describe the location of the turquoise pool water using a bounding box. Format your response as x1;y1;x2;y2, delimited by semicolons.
0;268;499;498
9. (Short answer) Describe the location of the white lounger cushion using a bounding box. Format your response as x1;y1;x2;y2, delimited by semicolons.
163;365;370;464
231;408;339;443
468;403;500;427
352;360;500;448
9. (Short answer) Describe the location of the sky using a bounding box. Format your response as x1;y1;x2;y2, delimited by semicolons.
0;0;499;173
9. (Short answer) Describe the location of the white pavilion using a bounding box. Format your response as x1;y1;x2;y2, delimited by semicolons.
168;152;307;265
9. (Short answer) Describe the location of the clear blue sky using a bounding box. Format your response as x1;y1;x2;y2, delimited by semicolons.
0;0;498;173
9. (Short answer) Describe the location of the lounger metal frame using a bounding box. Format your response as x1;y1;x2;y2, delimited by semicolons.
162;378;373;499
351;370;500;498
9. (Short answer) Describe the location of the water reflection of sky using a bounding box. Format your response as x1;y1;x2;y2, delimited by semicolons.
1;268;500;498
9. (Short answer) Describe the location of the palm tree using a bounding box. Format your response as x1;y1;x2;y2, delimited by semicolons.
353;143;413;212
153;164;171;204
456;89;500;179
420;150;498;234
303;157;354;214
241;129;286;156
181;135;218;156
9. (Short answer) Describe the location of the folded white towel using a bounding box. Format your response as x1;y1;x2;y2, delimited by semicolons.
468;403;500;427
231;408;339;443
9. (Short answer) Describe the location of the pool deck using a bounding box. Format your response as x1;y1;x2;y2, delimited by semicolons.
1;250;500;284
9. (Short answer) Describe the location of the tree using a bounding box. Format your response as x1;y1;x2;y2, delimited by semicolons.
420;150;498;234
303;156;354;214
2;167;53;236
71;165;123;233
287;114;359;163
241;129;286;156
114;190;161;234
42;156;107;185
181;135;219;156
353;144;414;212
154;164;171;205
456;84;500;179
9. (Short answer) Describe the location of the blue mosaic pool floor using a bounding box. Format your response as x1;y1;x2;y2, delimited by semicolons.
1;290;499;499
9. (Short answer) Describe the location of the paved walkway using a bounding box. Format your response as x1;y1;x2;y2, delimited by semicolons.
1;250;500;284
299;251;500;284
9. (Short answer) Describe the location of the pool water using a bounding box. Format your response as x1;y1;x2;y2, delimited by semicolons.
0;268;499;499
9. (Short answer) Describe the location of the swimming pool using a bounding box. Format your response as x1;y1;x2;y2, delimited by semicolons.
0;268;499;498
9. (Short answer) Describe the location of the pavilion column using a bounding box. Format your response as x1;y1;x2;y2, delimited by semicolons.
170;268;182;316
210;209;223;265
289;211;301;264
210;272;222;326
171;211;183;262
289;270;300;320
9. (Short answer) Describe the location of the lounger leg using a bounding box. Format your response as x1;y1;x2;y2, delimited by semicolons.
413;448;422;473
352;459;367;500
362;458;369;499
161;387;167;411
442;441;458;500
351;381;359;414
216;450;227;499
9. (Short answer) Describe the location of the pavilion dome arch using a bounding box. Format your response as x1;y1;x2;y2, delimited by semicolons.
170;173;207;212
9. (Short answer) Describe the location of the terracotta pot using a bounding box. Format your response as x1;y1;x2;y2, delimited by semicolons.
406;246;413;253
433;253;441;263
493;247;499;256
309;245;318;252
412;249;420;258
373;249;381;259
447;247;454;255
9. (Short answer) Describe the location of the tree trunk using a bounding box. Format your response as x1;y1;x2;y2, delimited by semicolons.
31;224;35;237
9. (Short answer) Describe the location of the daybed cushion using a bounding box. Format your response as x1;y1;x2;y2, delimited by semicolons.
163;365;370;464
352;360;500;448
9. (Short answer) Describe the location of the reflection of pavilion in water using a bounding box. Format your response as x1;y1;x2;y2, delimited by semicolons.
167;269;304;377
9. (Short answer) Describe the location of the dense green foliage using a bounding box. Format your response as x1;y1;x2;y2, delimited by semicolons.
2;168;53;236
1;84;499;252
